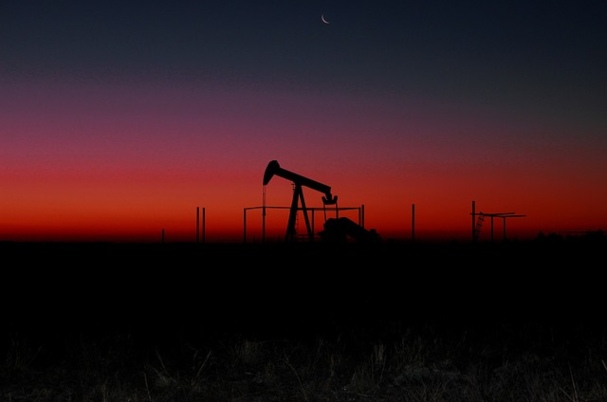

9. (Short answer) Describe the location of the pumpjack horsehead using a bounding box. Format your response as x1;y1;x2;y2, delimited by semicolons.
262;160;379;242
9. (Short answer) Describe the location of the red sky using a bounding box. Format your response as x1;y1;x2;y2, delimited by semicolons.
2;2;606;243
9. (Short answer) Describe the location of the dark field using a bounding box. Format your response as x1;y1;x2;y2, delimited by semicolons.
3;239;604;337
1;239;606;401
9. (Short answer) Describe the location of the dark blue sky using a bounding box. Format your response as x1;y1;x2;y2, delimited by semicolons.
4;1;605;101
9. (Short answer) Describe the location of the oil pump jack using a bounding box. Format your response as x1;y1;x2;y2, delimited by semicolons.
263;160;338;242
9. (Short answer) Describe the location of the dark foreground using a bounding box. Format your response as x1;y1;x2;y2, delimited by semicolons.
2;239;605;337
1;239;606;401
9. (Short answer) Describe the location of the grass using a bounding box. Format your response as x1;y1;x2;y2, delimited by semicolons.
3;322;607;401
1;237;606;401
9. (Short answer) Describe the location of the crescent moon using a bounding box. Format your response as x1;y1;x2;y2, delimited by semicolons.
321;14;330;24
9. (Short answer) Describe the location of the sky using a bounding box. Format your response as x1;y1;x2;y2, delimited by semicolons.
1;0;606;243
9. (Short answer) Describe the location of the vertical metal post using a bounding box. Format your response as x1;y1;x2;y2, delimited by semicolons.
243;208;247;243
262;186;267;243
471;200;476;241
196;207;200;243
361;204;365;228
202;207;206;243
412;203;416;242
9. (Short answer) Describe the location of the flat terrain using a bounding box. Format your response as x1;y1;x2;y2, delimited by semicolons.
2;239;606;401
2;238;604;342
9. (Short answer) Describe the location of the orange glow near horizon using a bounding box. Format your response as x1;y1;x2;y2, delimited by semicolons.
3;158;605;244
2;81;606;244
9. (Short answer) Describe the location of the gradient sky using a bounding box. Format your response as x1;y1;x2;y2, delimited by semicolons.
2;1;606;243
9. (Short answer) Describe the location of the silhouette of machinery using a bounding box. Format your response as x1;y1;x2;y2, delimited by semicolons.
319;217;381;243
263;160;337;242
263;160;379;242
